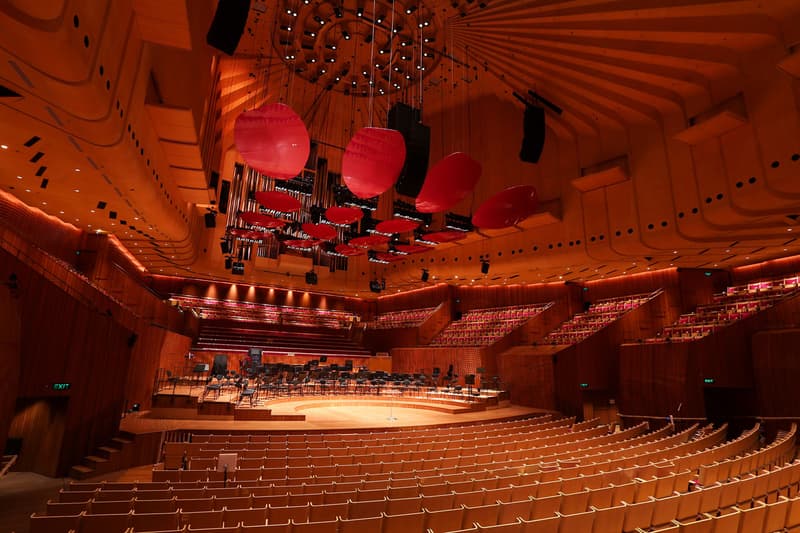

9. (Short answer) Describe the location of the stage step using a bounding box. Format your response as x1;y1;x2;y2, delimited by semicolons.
68;464;95;480
96;446;120;460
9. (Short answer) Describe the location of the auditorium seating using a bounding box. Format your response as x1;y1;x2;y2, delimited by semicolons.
193;322;370;357
431;303;553;346
366;306;439;329
541;292;659;346
171;295;358;329
646;276;800;343
32;417;798;533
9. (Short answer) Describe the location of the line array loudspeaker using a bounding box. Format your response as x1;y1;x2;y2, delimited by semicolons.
519;105;546;164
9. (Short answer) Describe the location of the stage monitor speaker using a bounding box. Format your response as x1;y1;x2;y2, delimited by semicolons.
389;103;430;197
520;105;546;164
206;0;251;56
204;212;216;228
305;271;318;285
481;261;490;274
421;270;429;282
218;180;231;214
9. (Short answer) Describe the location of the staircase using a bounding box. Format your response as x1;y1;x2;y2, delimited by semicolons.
68;431;136;479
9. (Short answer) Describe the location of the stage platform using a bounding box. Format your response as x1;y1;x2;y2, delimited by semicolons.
122;402;549;435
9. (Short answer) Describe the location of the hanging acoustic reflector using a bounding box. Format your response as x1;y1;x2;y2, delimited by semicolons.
325;206;364;225
302;223;338;241
342;127;406;198
349;235;390;248
284;239;321;249
335;244;366;256
255;191;303;213
415;152;482;213
234;103;310;179
421;230;468;243
375;218;419;234
472;185;538;229
239;211;286;229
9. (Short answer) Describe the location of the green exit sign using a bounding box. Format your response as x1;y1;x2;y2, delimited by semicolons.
579;383;589;388
703;378;715;384
52;383;71;391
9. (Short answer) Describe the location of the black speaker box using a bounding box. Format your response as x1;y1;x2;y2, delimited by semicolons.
206;0;251;56
481;261;490;274
305;271;318;285
389;103;430;197
421;270;429;282
220;241;230;255
520;105;546;164
218;180;231;214
369;280;382;293
204;212;216;228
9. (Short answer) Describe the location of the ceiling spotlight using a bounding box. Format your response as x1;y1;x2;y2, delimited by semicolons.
280;25;292;31
375;14;384;23
314;15;325;25
334;6;344;17
356;7;364;16
342;31;351;40
405;6;417;14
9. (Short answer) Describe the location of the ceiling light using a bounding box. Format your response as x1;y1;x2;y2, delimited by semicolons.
16;175;22;180
74;189;79;192
0;144;7;149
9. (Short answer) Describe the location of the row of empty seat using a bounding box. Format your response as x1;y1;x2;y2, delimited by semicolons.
432;303;554;347
542;292;658;346
366;306;439;329
171;295;358;329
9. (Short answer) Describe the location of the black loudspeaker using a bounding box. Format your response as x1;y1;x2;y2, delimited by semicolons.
218;180;230;214
220;241;230;255
519;105;546;164
369;280;382;293
225;257;233;270
209;170;220;190
206;0;251;56
481;261;490;274
305;271;318;285
204;212;216;228
421;270;429;282
389;103;430;197
465;374;476;385
231;261;245;275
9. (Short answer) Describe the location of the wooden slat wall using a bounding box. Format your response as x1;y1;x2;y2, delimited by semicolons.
497;348;558;410
391;347;484;381
0;285;21;459
752;329;800;417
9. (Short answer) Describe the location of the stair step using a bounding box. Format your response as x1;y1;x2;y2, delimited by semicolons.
83;455;109;465
69;465;95;480
111;436;133;446
96;446;120;459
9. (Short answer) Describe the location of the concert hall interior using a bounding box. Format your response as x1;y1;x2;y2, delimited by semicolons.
2;1;800;532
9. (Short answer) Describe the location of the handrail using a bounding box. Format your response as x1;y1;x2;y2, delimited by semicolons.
0;454;17;478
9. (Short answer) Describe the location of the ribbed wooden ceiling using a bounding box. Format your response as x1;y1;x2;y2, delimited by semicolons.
0;0;799;297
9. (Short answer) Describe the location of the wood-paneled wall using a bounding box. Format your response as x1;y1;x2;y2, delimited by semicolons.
0;286;21;459
391;347;484;383
752;329;800;417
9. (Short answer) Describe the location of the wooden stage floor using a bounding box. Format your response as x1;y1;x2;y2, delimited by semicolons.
121;401;551;435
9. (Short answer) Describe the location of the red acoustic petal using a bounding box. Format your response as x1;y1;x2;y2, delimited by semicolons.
342;127;406;198
416;152;482;213
472;185;538;229
335;244;366;256
394;244;431;254
349;235;390;248
325;206;364;225
422;231;468;243
374;252;405;262
234;103;310;179
302;223;338;241
375;218;419;234
230;228;272;242
284;239;321;249
254;191;303;213
239;211;286;229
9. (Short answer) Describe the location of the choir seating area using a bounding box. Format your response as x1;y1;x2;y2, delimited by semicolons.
646;277;800;343
193;322;371;357
540;292;658;346
30;415;799;533
171;296;358;330
430;303;553;347
366;306;439;329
